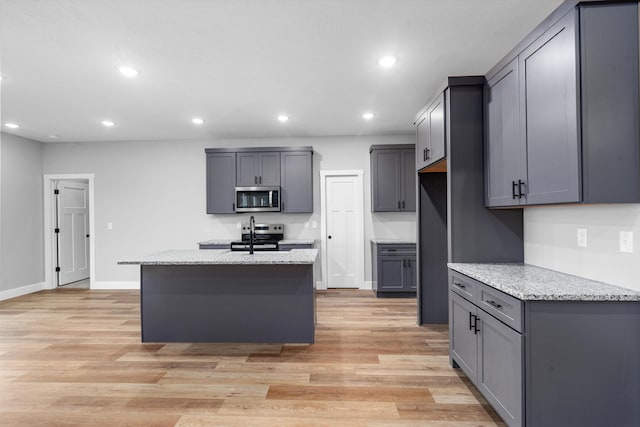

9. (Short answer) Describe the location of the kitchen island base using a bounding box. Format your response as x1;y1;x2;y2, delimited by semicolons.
141;264;314;343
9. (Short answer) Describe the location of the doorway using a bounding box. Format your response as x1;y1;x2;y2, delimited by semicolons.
43;174;96;290
320;170;364;289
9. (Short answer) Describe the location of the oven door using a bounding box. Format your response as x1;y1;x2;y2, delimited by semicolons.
235;186;280;212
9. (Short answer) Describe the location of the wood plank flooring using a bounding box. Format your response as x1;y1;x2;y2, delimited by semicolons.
0;288;504;426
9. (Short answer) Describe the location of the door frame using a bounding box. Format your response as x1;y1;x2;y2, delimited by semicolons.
319;170;364;290
43;174;95;290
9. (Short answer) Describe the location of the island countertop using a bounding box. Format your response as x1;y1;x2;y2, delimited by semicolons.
119;249;318;265
448;263;640;302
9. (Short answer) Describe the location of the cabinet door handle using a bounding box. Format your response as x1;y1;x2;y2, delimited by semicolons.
232;203;235;211
518;179;525;198
512;181;518;199
254;176;258;184
486;300;503;310
473;316;480;334
469;312;475;331
426;148;430;160
402;200;405;209
454;282;466;290
397;201;401;210
259;176;263;184
423;148;427;161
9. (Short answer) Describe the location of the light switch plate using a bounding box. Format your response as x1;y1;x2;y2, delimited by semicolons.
577;228;588;248
236;222;241;229
304;222;309;228
107;222;113;230
620;231;633;253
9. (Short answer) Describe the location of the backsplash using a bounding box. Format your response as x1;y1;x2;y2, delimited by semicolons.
524;204;640;292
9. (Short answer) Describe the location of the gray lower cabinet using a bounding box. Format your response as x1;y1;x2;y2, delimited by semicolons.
485;1;640;207
370;144;416;212
371;242;416;297
415;92;445;171
236;152;281;186
450;269;640;427
280;151;313;213
206;152;237;214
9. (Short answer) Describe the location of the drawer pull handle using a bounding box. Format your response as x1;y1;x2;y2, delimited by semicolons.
469;312;474;331
486;300;503;309
454;282;466;289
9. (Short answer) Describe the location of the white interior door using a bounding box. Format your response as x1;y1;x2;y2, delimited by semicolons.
323;173;363;288
57;180;90;285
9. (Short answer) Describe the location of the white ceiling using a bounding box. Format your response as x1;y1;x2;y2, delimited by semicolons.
0;0;564;143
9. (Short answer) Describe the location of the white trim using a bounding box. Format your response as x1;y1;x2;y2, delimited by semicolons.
43;174;96;290
0;281;46;301
92;281;139;290
362;280;373;290
319;170;365;290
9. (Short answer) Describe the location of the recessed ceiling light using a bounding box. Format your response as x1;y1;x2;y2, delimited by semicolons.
378;55;397;68
49;134;59;139
362;112;374;120
277;115;289;123
4;122;19;129
192;117;205;125
118;65;139;78
101;120;115;127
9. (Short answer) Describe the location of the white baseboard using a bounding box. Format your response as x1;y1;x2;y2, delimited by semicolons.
92;280;140;290
315;280;326;290
0;281;47;301
362;281;373;290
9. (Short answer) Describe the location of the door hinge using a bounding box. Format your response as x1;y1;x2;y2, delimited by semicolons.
54;189;59;195
54;228;60;234
55;267;61;272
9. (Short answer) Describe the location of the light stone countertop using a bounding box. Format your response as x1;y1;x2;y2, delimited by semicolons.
197;239;234;246
119;249;318;265
448;263;640;302
371;239;416;244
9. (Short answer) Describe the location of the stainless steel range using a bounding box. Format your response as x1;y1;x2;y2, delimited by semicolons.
230;223;284;251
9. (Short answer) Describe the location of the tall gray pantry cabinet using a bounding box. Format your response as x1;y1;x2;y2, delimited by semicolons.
485;0;640;207
415;77;524;324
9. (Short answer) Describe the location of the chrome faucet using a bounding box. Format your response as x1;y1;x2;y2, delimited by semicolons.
249;215;255;255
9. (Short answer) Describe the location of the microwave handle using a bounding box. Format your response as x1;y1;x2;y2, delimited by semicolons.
269;190;273;207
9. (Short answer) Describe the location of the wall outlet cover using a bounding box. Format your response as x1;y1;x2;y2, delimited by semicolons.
107;222;113;230
620;231;634;253
311;221;318;229
577;228;588;248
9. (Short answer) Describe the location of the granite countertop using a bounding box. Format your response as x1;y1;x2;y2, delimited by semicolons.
198;239;315;246
371;239;416;244
197;239;234;245
448;263;640;302
119;249;318;265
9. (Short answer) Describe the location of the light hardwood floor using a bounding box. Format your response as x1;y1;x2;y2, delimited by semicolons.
0;288;504;426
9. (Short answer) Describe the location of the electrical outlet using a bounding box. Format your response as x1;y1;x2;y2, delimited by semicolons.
236;221;241;229
304;222;309;228
107;222;113;230
311;221;318;229
577;228;588;248
620;231;634;253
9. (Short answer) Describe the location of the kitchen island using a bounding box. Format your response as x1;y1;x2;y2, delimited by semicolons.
119;249;317;343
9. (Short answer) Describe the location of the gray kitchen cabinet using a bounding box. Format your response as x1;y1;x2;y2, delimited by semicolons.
236;151;280;186
370;144;415;212
485;1;640;207
449;272;524;427
206;152;237;214
371;242;416;297
416;92;445;171
280;150;313;213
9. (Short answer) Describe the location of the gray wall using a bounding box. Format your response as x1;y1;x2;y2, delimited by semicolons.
525;205;640;292
0;132;45;292
42;134;416;285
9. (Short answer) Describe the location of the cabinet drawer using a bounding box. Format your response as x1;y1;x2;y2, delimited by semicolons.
377;244;416;256
449;271;477;302
479;286;523;333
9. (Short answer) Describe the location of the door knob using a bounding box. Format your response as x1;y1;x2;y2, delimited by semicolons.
86;234;90;238
328;235;332;239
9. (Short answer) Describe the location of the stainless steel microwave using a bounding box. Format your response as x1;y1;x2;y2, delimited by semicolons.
235;186;281;212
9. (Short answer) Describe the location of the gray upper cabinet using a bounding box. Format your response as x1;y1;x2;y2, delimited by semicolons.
280;150;313;213
485;2;640;207
206;152;237;214
370;144;416;212
236;152;280;186
485;59;525;207
416;92;446;171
